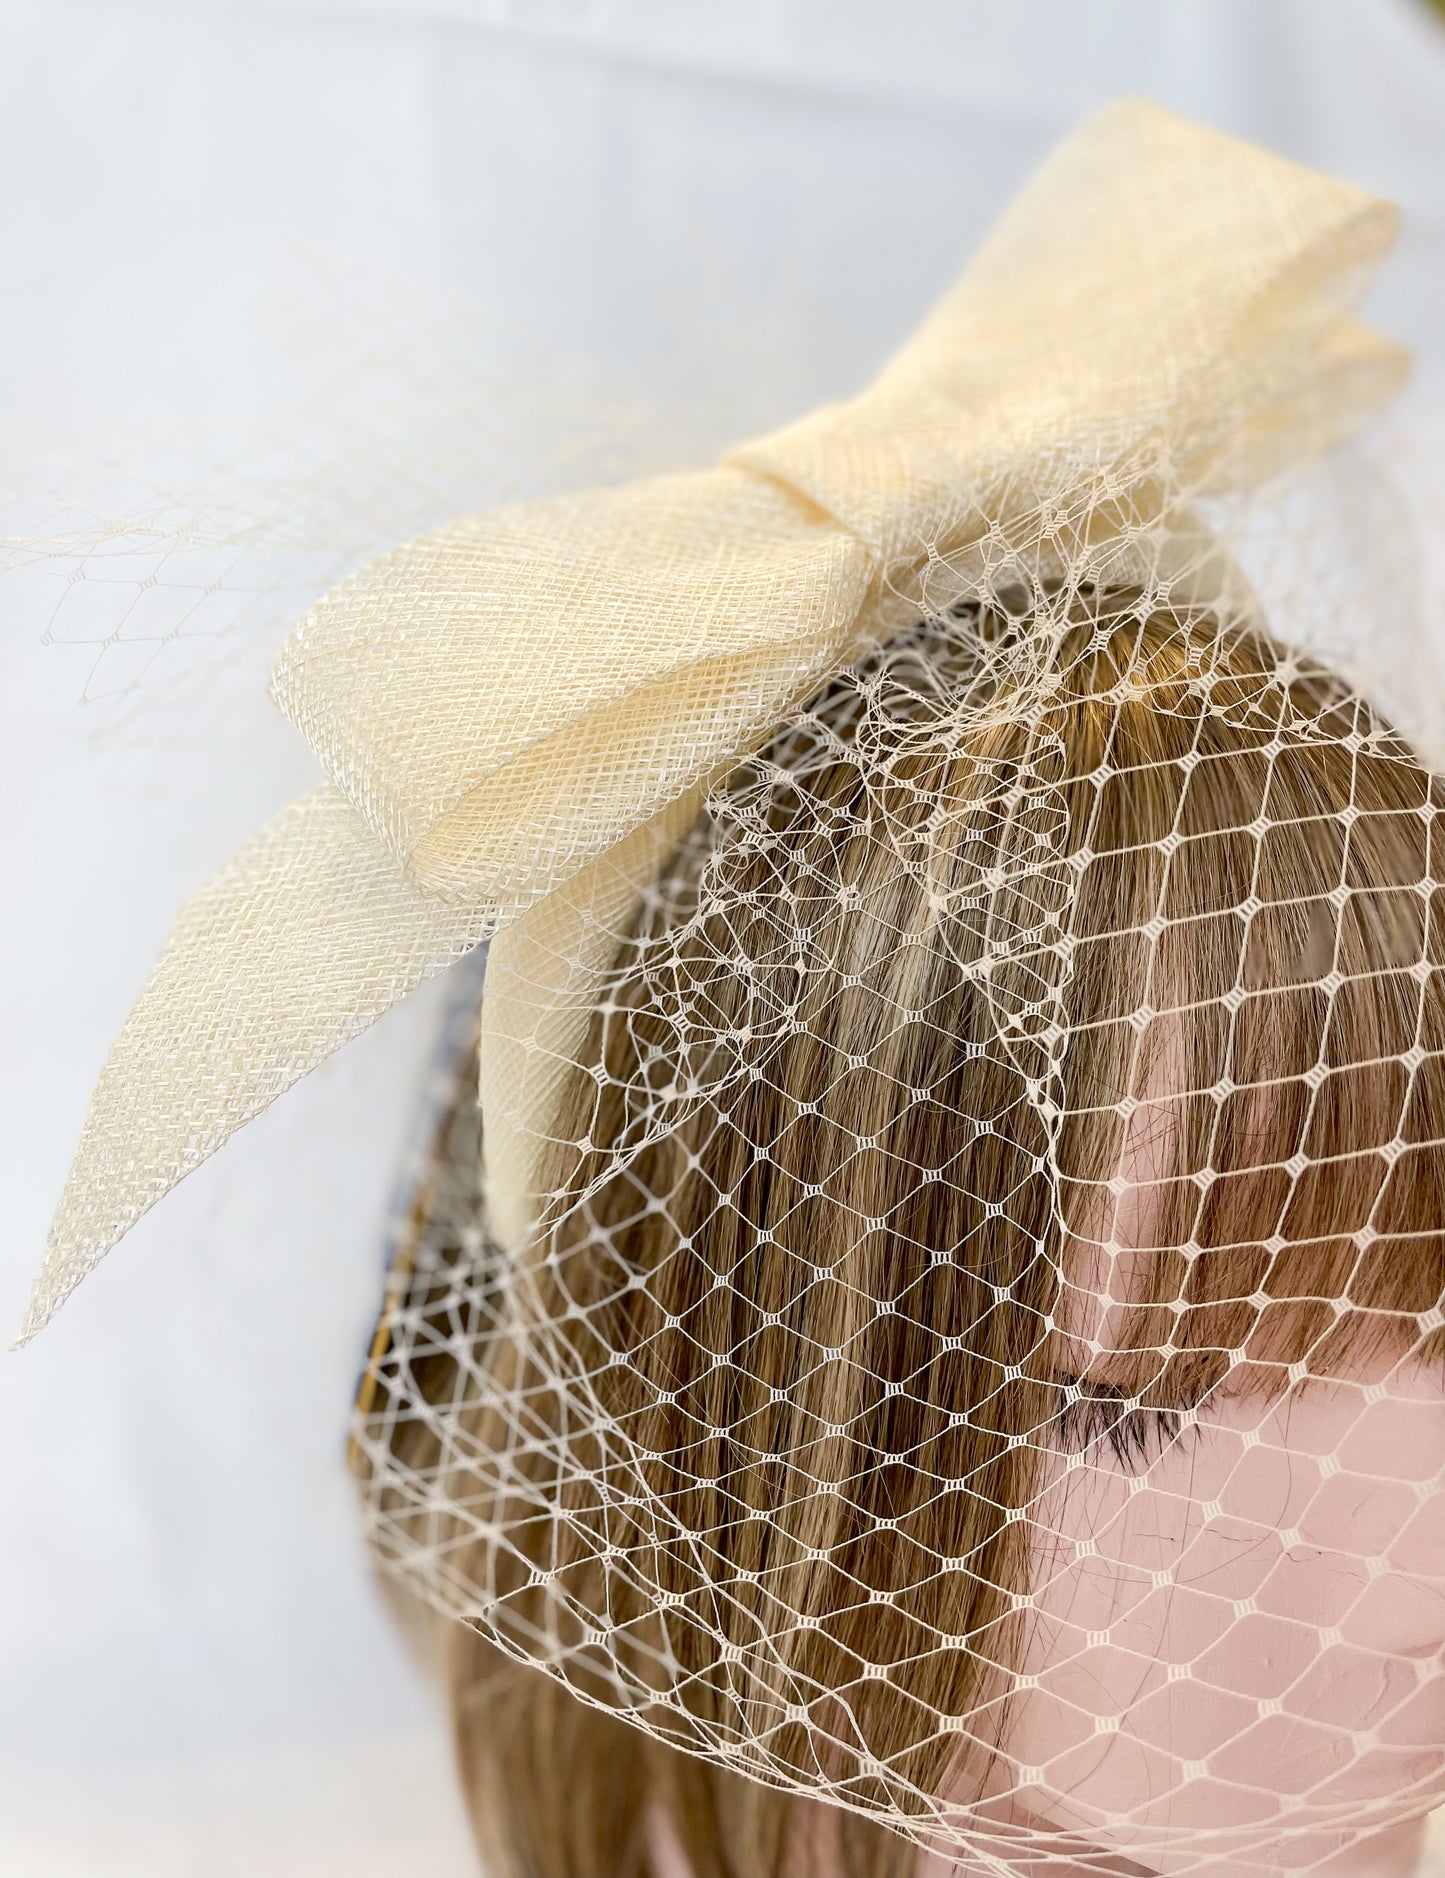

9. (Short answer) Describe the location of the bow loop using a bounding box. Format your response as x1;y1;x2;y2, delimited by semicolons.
270;100;1403;922
270;469;874;908
732;100;1403;567
22;98;1410;1343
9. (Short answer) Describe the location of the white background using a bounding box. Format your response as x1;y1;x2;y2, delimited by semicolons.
3;3;1445;1873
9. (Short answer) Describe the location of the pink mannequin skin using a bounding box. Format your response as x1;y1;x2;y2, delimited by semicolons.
953;1368;1445;1877
648;1102;1445;1877
928;1098;1445;1878
644;1371;1445;1877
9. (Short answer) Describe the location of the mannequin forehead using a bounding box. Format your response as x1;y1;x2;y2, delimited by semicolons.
988;1048;1445;1869
1043;1065;1445;1654
999;1376;1445;1870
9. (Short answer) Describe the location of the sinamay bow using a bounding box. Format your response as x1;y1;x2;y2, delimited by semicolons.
21;100;1408;1342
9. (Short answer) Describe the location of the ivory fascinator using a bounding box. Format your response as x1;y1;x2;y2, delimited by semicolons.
23;95;1410;1345
32;89;1445;1878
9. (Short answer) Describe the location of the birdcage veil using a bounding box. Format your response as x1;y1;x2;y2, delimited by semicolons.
25;97;1445;1875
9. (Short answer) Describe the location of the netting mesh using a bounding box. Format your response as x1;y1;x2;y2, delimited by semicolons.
27;97;1445;1875
354;572;1445;1873
0;364;688;712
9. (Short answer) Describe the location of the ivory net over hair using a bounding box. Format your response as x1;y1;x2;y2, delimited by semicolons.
27;100;1445;1876
354;582;1445;1875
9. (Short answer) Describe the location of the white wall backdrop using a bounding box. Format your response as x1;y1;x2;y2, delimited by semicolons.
3;3;1444;1872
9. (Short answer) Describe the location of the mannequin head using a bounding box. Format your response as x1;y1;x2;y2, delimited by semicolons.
370;590;1445;1876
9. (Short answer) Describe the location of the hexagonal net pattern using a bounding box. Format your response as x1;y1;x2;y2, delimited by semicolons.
353;568;1445;1875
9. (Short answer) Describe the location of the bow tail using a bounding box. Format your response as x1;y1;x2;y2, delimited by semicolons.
19;785;493;1344
478;785;711;1252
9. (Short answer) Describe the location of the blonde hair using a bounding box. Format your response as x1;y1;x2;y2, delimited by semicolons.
364;590;1445;1878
